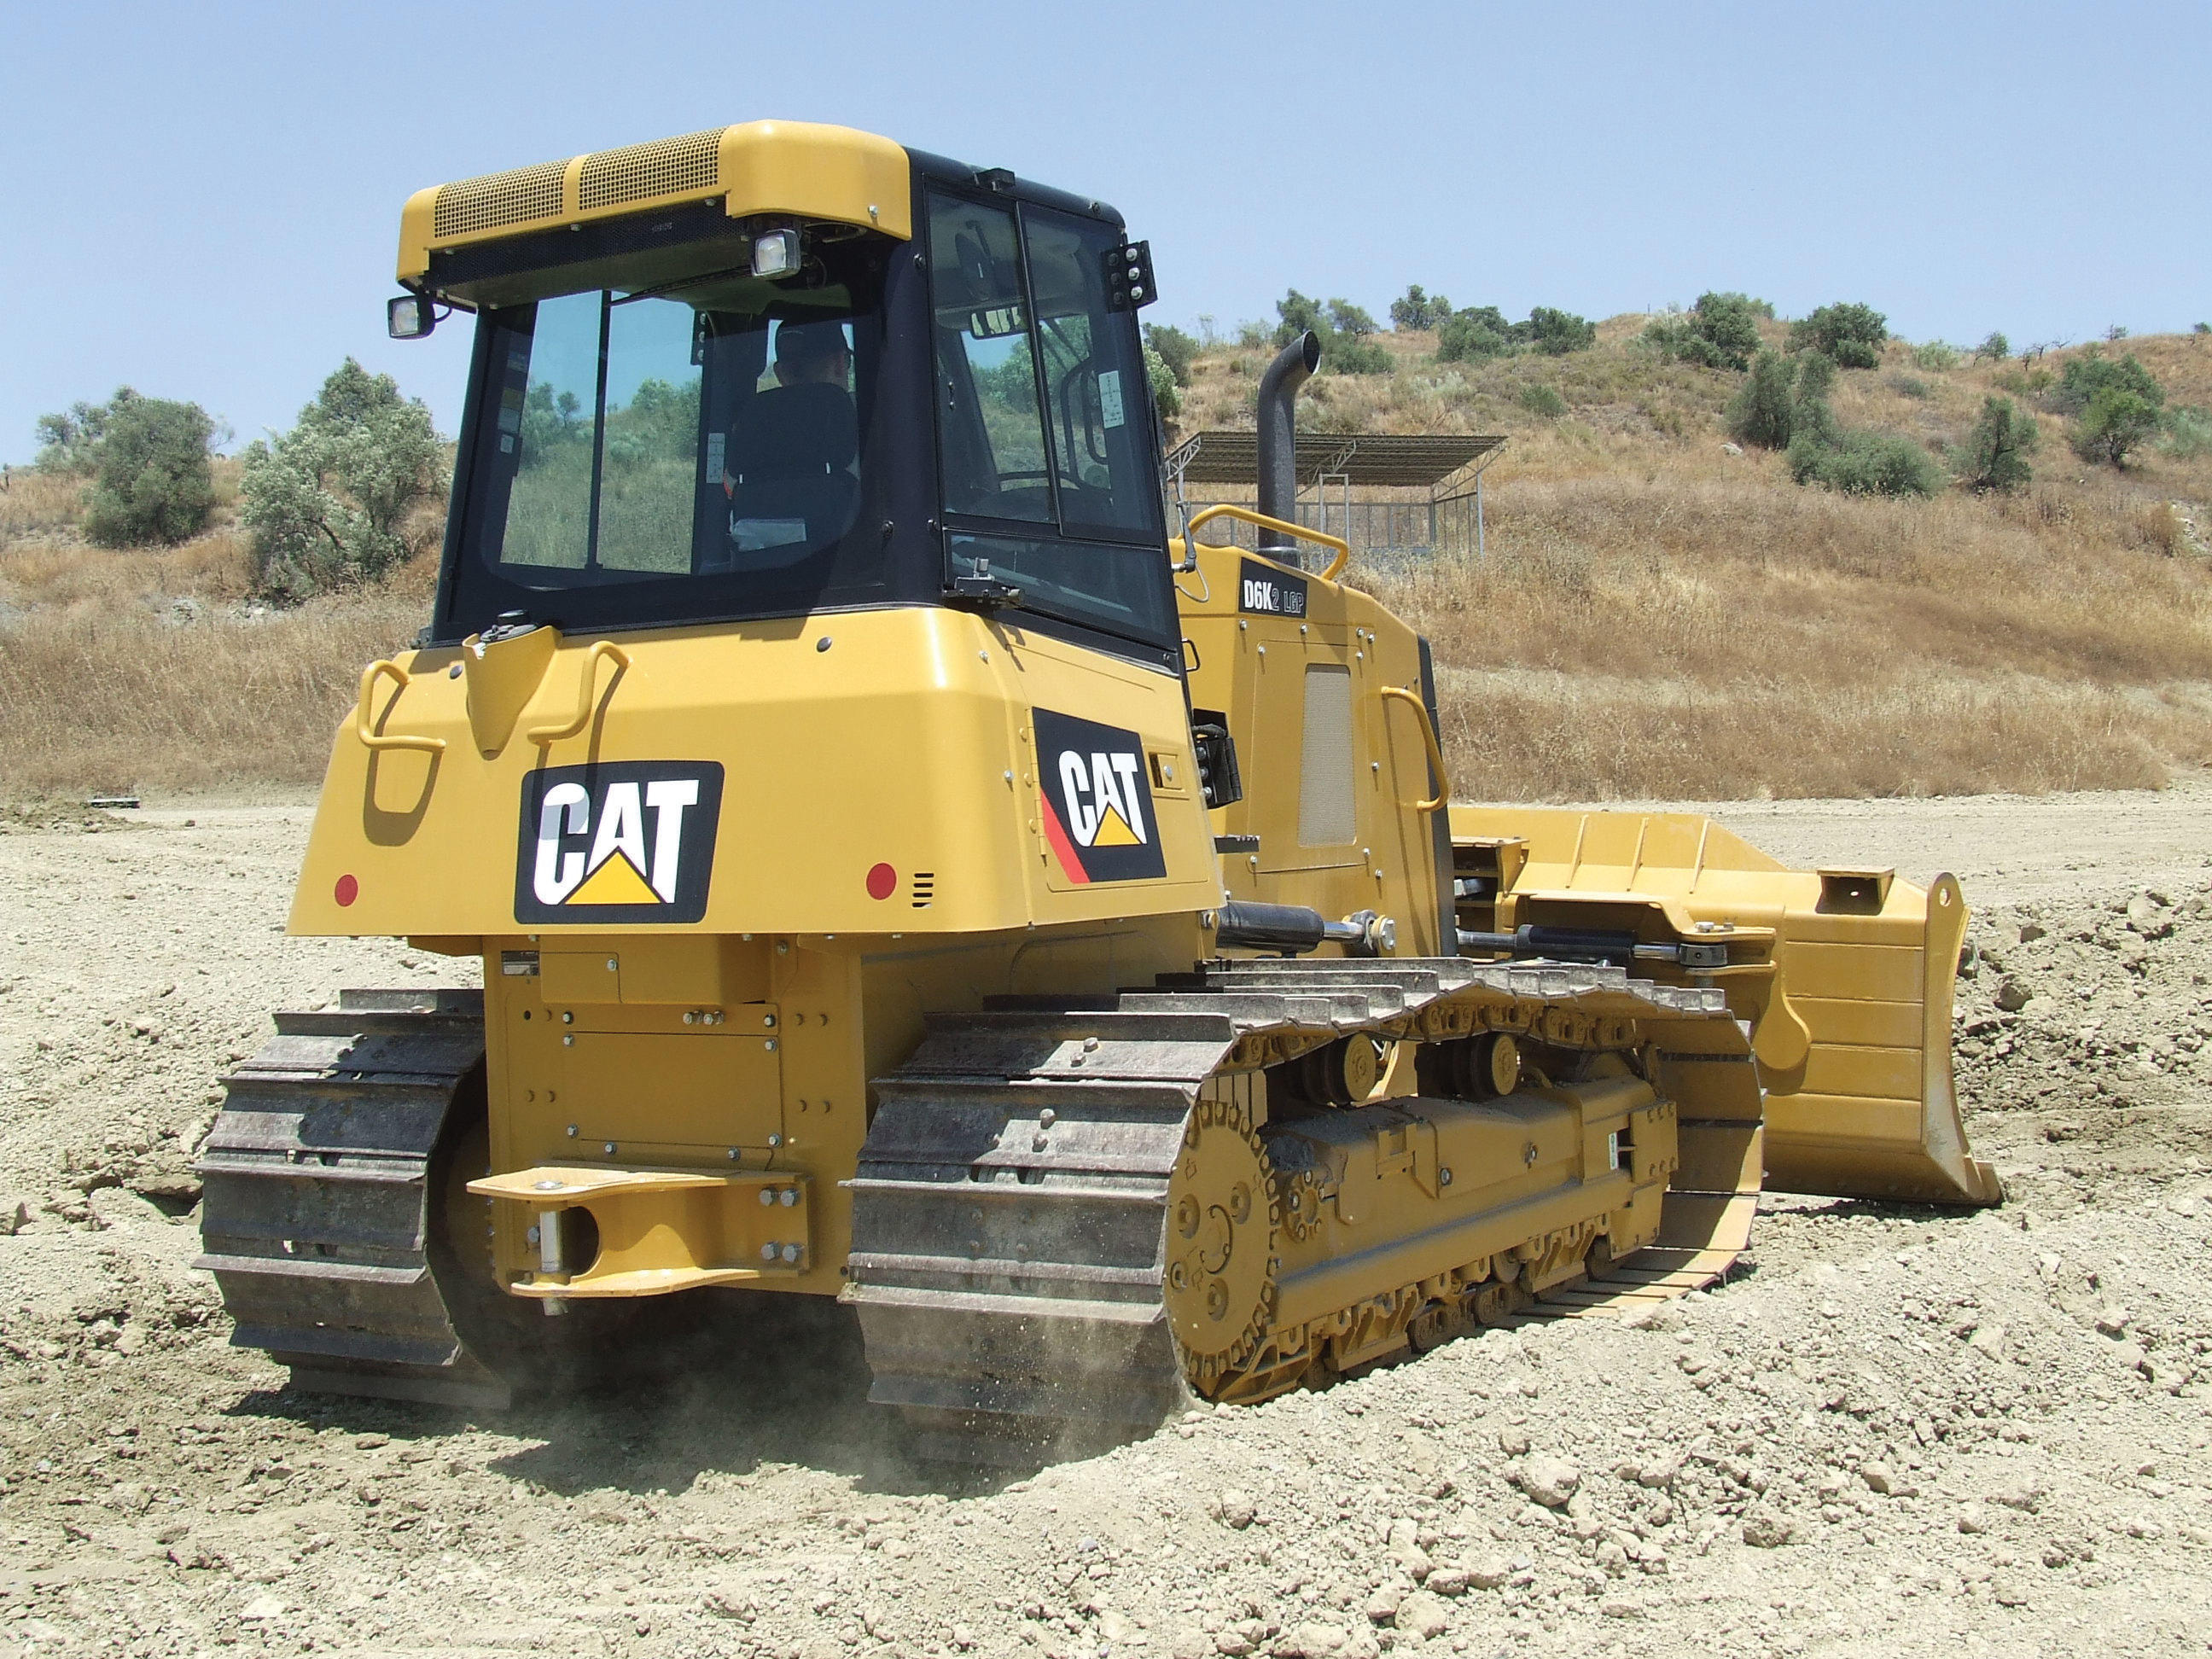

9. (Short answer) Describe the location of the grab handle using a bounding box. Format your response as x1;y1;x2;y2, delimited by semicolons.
527;640;632;746
353;661;447;754
1185;504;1353;582
1379;686;1450;812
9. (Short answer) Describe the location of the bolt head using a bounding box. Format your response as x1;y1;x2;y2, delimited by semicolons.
602;1142;616;1155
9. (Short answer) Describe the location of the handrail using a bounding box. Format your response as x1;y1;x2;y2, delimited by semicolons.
527;640;632;746
353;660;446;754
1379;686;1451;812
1185;504;1353;583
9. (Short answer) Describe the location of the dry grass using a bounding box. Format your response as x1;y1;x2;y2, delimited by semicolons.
1180;323;2212;800
0;471;434;795
5;329;2211;801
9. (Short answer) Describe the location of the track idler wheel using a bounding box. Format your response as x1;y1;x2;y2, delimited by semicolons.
1164;1100;1279;1394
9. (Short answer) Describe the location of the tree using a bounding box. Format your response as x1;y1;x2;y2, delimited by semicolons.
1654;292;1770;370
1526;306;1597;355
1144;323;1198;387
2052;351;2162;416
2071;387;2162;468
1954;395;2037;492
241;358;443;599
1272;289;1327;348
1390;285;1453;331
34;395;122;475
1725;350;1799;448
79;391;218;547
1788;302;1889;370
1144;344;1179;423
1974;332;2010;363
1325;299;1378;341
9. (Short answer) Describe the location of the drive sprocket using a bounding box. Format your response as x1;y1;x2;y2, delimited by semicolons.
1163;1097;1278;1392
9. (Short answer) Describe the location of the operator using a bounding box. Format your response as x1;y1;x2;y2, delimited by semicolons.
720;320;853;498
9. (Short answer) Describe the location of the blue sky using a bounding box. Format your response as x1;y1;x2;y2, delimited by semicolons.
2;0;2204;463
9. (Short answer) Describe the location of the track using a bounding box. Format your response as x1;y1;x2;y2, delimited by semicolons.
194;989;516;1411
844;956;1765;1460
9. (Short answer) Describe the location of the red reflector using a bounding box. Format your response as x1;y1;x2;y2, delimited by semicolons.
865;862;896;900
335;874;359;907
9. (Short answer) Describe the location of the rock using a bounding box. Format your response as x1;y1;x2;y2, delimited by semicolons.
1465;1556;1511;1591
240;1595;286;1621
1600;1597;1643;1620
1992;1580;2029;1608
1497;1428;1530;1458
1100;1612;1143;1644
1967;1324;2007;1359
1385;1518;1431;1579
1423;1566;1469;1597
1594;1540;1629;1575
1860;1461;1897;1496
952;1626;978;1650
1271;1621;1350;1658
1216;1633;1254;1656
2017;922;2046;943
1721;442;1743;457
1958;1503;1988;1534
1994;978;2033;1013
2095;1307;2132;1336
1362;1586;1403;1625
1516;1454;1579;1508
1391;1592;1451;1642
1989;1481;2046;1513
1213;1490;1257;1530
1741;1511;1794;1548
1635;1455;1682;1489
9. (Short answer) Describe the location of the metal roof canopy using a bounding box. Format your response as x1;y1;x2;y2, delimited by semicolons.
1164;430;1505;492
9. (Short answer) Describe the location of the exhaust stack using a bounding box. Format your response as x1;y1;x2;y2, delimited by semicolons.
1255;331;1321;566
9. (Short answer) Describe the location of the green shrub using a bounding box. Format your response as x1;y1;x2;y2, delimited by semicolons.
1389;285;1452;331
1911;341;1962;371
1436;306;1514;363
79;391;219;547
1974;332;2010;362
1788;302;1889;370
1144;345;1179;422
2071;387;2163;468
1237;320;1271;349
1143;323;1198;388
2052;351;2163;416
1527;306;1597;356
1725;350;1799;448
1520;384;1568;419
1891;375;1931;400
2162;405;2212;460
1953;395;2038;492
1789;428;1942;497
1268;290;1389;374
1319;335;1393;375
1642;291;1768;371
241;358;443;599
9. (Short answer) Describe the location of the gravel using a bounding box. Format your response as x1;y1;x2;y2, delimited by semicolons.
0;795;2208;1657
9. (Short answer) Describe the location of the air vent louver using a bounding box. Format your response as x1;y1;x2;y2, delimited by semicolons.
911;873;935;910
578;128;725;212
431;160;568;242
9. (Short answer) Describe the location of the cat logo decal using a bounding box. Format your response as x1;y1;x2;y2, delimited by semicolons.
515;762;725;924
1033;710;1166;884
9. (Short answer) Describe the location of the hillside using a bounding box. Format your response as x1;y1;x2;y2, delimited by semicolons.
3;322;2209;800
1167;318;2212;800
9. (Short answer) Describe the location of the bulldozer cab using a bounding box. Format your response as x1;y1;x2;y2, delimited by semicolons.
423;138;1180;674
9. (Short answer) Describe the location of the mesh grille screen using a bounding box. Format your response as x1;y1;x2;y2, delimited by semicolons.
578;129;725;211
1298;666;1356;847
431;161;568;241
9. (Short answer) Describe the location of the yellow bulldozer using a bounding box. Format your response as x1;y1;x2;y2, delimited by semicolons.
197;119;1999;1457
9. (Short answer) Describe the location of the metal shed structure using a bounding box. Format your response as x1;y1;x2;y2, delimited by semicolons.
1163;430;1506;567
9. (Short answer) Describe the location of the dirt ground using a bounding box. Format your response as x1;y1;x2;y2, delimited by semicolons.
3;784;2209;1659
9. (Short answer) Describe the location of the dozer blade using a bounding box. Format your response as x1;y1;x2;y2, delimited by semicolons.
1451;808;2001;1208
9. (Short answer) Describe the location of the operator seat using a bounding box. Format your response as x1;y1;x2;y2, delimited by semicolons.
725;381;860;558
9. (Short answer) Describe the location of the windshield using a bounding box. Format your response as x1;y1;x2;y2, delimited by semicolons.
927;191;1174;644
442;232;888;633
